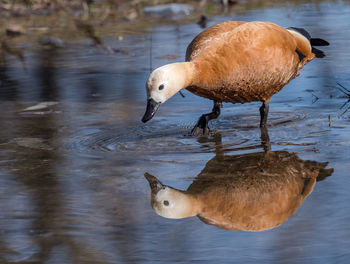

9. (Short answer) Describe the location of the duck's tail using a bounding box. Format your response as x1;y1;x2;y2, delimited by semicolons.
287;27;329;58
310;38;330;58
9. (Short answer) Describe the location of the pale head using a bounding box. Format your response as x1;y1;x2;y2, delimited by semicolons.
145;173;198;219
146;63;189;103
151;187;198;219
142;62;194;123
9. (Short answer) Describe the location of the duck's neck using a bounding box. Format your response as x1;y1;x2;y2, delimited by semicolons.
182;193;202;218
169;62;196;89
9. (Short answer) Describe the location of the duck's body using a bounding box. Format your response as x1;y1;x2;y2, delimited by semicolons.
186;21;312;104
142;21;329;133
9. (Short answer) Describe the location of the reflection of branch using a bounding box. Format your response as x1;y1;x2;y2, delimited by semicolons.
337;82;350;115
1;40;26;70
75;19;102;45
38;36;65;49
74;19;115;54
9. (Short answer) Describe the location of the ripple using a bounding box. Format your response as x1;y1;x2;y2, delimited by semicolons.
63;111;317;155
64;124;200;154
216;110;308;129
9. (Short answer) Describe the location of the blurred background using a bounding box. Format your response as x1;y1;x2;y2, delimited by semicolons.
0;0;349;263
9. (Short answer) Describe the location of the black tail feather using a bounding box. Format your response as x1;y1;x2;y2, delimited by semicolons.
312;47;326;58
310;38;329;46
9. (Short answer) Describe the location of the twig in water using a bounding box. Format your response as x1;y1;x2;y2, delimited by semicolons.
336;82;350;116
312;93;319;104
337;82;350;96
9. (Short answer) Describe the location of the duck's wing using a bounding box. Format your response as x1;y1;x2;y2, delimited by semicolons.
185;21;246;61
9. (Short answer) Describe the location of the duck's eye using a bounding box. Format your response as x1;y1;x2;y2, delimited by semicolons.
163;200;169;206
158;84;165;91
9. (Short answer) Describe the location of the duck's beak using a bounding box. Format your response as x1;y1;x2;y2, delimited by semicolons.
142;99;160;123
144;173;165;193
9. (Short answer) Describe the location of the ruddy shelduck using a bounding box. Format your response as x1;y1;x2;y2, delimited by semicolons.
142;21;329;135
145;151;333;231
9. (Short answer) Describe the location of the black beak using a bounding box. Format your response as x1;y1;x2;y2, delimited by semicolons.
144;173;165;193
142;99;160;123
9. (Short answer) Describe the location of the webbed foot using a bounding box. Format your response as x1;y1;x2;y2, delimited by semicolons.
191;102;221;136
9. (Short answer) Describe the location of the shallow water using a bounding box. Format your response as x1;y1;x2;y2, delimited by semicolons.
1;1;350;263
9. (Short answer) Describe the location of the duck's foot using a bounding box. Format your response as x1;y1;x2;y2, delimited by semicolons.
191;116;210;136
191;102;221;136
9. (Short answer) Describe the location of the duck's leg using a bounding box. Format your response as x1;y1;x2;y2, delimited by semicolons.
259;101;269;128
191;101;221;136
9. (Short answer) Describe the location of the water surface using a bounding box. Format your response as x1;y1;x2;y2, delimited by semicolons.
1;1;350;263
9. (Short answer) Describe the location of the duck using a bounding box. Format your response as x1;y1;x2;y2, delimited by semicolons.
141;21;329;135
145;149;333;231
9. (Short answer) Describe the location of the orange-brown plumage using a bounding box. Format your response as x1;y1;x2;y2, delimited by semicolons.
187;151;322;231
145;151;333;231
142;21;328;132
186;21;314;104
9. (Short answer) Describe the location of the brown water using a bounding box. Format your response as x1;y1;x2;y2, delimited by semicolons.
1;1;350;263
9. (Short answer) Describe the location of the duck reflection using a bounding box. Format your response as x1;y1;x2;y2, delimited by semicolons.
145;131;333;231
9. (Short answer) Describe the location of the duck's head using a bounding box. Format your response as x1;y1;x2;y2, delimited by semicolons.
144;173;198;219
141;62;193;123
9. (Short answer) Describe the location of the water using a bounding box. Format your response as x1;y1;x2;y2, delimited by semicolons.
1;1;350;263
